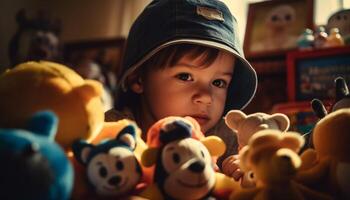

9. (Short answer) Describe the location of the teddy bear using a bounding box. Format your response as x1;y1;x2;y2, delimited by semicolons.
222;110;290;186
72;121;143;198
296;108;350;199
0;111;73;200
230;129;332;200
139;116;241;200
0;61;105;150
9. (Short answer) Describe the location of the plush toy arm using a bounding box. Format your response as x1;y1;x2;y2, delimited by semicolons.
299;148;318;171
296;157;331;185
212;172;241;199
138;184;164;200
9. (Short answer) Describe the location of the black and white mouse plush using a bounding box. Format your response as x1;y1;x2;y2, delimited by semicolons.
140;118;229;200
72;124;142;197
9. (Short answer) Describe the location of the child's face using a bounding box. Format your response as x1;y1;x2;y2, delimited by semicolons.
134;50;235;133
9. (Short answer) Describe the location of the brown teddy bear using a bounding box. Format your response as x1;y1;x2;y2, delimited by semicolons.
231;129;332;200
222;110;290;187
297;108;350;199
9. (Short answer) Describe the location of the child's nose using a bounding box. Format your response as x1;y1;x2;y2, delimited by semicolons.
193;87;212;105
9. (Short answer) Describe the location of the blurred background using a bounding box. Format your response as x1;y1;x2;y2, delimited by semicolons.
1;0;350;132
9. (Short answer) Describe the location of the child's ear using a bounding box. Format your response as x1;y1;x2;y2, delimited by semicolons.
129;75;143;94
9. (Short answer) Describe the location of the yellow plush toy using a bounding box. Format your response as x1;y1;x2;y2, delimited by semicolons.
223;110;290;187
231;129;332;200
0;61;105;150
297;108;350;199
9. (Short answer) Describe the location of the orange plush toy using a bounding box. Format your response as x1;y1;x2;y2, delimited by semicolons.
297;108;350;199
231;129;332;200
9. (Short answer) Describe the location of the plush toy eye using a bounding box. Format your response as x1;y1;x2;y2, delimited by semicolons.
172;153;180;164
99;166;107;178
285;14;291;21
116;160;124;171
201;150;205;158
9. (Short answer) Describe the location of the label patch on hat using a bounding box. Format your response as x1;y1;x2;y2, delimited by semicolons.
197;6;224;22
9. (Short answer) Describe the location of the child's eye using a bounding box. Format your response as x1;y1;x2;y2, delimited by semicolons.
175;73;193;81
212;79;227;88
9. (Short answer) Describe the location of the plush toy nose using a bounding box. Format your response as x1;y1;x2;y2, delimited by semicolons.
189;160;205;173
108;176;121;186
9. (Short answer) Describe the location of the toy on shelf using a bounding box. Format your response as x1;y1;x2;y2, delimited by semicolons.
140;117;240;200
0;111;73;200
0;61;105;150
327;9;350;45
297;28;315;50
297;108;350;199
222;110;290;187
313;26;328;49
324;28;345;48
231;130;332;200
72;122;143;198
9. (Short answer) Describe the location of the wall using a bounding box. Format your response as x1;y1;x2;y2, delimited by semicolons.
0;0;348;70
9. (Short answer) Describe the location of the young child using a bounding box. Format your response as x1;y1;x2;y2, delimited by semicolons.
106;0;257;169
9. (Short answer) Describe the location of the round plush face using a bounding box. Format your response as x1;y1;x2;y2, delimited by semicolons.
327;9;350;37
161;138;216;199
87;147;141;196
265;5;296;31
134;50;235;133
0;61;104;150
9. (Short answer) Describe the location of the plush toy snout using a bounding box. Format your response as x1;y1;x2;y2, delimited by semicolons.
273;148;301;177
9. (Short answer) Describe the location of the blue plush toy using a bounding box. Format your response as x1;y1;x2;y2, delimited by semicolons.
72;124;142;197
0;111;73;200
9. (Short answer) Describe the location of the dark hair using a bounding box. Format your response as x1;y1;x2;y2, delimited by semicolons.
115;44;220;113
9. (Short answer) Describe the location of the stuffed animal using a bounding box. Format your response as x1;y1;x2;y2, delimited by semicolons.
222;110;290;187
0;111;73;200
224;110;290;150
302;77;350;150
0;61;105;150
140;117;240;200
8;9;62;67
231;129;331;200
72;122;143;198
297;108;350;199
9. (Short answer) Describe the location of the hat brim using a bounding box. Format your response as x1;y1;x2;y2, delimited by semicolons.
120;39;257;111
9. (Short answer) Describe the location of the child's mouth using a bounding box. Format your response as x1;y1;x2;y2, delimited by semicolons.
190;115;210;125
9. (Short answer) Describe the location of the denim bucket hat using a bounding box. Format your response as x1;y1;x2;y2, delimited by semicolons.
119;0;257;112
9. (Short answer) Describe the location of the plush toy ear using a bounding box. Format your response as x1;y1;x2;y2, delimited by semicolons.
270;113;290;132
280;132;305;153
74;80;103;102
27;111;58;141
117;125;137;150
72;140;94;165
224;110;247;131
311;98;327;119
335;77;349;102
141;147;159;167
201;136;226;157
